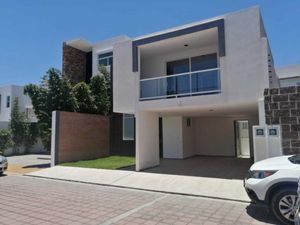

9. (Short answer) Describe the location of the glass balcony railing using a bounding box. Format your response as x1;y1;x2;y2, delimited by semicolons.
140;68;221;100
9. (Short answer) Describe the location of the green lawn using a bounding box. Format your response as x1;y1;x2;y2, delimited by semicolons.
60;156;135;170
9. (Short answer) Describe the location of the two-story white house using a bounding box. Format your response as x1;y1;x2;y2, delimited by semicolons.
64;7;279;171
0;85;37;129
276;64;300;87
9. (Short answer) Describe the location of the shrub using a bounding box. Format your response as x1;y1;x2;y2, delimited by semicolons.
0;129;13;155
72;82;95;113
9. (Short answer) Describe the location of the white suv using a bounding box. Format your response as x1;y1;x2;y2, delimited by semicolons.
244;154;300;225
0;155;8;175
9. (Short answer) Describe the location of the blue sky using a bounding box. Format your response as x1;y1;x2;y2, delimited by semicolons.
0;0;299;85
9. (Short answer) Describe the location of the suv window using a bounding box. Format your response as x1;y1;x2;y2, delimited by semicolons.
288;154;300;164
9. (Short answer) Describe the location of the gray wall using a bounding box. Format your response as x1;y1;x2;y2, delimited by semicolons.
264;86;300;154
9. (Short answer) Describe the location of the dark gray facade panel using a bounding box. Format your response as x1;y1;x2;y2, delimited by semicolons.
110;113;135;156
132;19;225;72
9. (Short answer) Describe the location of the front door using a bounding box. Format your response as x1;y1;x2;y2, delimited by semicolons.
235;120;250;158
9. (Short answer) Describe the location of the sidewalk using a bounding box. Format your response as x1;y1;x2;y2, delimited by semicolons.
27;166;250;202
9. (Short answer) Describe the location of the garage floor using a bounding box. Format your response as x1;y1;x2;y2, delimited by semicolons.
144;156;253;180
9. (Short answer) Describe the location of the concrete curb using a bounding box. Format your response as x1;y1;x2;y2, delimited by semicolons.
24;174;251;204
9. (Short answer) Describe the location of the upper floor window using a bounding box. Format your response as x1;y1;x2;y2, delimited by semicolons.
191;53;218;71
166;53;218;75
98;52;113;67
167;59;190;75
6;96;10;108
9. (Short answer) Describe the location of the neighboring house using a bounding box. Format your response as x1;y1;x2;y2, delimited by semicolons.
0;85;45;155
0;85;37;128
62;36;135;156
63;7;281;171
276;64;300;87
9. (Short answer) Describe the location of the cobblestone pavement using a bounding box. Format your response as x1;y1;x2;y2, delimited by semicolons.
0;176;278;225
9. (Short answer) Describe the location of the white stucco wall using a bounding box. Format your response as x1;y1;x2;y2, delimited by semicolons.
11;85;37;123
136;111;159;171
113;39;138;114
0;85;37;123
194;116;258;157
182;117;196;158
0;86;12;122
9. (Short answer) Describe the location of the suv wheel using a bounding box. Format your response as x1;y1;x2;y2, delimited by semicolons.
270;187;298;225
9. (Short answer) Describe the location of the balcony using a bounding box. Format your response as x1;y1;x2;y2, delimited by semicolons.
140;68;220;100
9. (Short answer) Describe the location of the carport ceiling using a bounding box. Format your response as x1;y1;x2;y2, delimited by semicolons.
140;28;218;57
156;102;258;117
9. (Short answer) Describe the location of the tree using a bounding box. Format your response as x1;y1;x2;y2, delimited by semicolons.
24;66;112;150
23;123;39;153
24;68;76;150
9;98;27;154
0;129;13;155
72;82;95;113
90;65;112;116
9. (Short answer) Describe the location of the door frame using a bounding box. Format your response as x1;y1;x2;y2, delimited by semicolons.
234;120;251;158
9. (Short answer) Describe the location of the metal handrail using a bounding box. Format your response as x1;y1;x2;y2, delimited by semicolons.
140;68;219;82
140;68;221;100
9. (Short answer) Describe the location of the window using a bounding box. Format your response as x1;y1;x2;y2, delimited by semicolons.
123;114;135;141
25;107;34;119
167;58;189;75
6;96;10;108
165;54;218;95
98;52;113;67
166;53;218;75
191;53;218;71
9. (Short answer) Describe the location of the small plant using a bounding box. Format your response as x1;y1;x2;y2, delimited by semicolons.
0;129;13;155
10;98;27;154
24;123;39;153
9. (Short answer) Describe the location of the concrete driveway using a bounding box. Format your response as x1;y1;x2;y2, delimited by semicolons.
142;156;253;179
6;154;50;175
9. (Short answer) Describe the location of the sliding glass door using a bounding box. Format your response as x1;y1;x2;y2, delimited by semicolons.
166;59;190;96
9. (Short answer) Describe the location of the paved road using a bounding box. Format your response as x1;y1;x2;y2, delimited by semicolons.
0;176;278;225
6;154;50;175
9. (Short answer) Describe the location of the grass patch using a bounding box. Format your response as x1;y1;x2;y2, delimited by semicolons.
60;156;135;170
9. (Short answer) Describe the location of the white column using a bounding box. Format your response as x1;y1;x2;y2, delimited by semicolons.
51;111;58;167
258;98;266;126
135;111;160;171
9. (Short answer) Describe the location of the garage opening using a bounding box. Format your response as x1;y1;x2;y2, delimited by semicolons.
146;114;257;179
